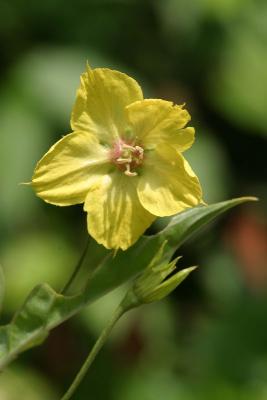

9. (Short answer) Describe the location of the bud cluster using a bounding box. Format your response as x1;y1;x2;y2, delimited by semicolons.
121;241;196;311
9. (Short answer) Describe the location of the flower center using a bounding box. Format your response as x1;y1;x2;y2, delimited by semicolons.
111;141;144;177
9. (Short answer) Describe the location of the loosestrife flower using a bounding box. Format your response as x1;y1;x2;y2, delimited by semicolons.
31;66;203;250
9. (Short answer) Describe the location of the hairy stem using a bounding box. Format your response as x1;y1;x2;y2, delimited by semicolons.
61;305;125;400
61;238;90;295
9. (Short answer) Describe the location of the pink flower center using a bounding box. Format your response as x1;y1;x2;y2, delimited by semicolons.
111;141;144;177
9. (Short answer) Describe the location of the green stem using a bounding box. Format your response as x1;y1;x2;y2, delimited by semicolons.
61;238;90;295
61;304;125;400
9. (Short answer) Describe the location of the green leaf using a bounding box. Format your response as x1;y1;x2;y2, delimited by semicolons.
0;197;256;369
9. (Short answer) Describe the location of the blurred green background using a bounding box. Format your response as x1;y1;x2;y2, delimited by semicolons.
0;0;267;399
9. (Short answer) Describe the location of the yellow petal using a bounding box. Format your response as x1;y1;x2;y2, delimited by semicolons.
84;172;155;250
32;131;111;206
137;144;202;216
126;99;194;151
71;67;143;145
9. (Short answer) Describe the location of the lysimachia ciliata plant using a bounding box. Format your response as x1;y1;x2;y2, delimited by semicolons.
0;65;256;399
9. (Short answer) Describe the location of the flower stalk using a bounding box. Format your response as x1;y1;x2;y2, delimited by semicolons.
61;304;125;400
60;242;196;399
61;238;90;295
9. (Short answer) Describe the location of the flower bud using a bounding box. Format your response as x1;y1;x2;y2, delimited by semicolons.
121;242;197;310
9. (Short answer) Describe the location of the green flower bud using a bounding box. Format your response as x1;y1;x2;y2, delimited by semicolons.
140;265;196;304
121;241;197;310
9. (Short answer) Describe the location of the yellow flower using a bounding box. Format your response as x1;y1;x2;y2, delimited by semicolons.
32;65;203;250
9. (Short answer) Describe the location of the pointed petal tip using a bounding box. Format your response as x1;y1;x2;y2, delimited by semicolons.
171;255;183;265
199;196;257;207
185;265;198;273
171;265;197;283
239;196;259;202
225;196;259;205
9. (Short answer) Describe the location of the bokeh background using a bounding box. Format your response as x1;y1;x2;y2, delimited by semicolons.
0;0;267;399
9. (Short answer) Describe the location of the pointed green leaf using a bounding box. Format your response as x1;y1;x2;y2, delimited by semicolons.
85;197;257;293
0;197;256;368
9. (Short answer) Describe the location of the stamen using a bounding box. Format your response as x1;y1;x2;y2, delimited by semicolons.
135;146;144;153
112;140;144;177
122;143;136;151
116;157;132;164
124;164;137;177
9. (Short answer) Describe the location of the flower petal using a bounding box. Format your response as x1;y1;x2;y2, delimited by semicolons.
137;144;202;216
71;67;143;145
84;172;155;250
126;99;194;151
32;131;111;206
